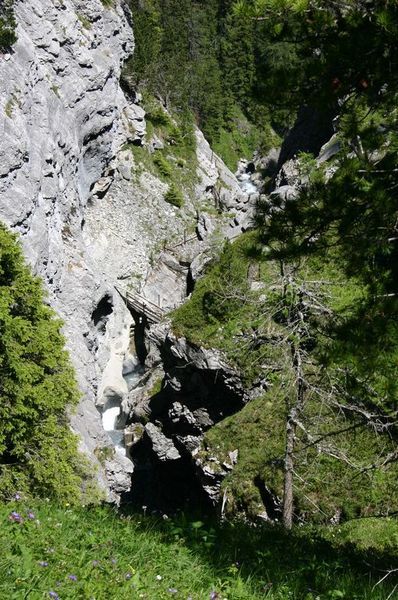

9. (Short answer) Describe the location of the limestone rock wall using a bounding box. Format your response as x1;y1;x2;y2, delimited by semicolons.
0;0;136;497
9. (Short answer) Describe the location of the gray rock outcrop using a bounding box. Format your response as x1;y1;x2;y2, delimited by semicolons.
121;322;249;509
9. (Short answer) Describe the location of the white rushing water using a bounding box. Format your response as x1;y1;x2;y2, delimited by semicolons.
239;179;258;195
238;171;258;195
102;406;126;455
101;360;146;457
102;406;121;432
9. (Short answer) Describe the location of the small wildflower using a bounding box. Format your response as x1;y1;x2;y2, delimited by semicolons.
46;548;55;554
39;561;49;567
110;558;117;565
27;512;35;520
68;574;77;581
92;560;100;567
9;511;23;523
125;573;132;580
156;575;162;581
168;588;178;594
14;493;21;500
210;593;219;600
48;592;59;599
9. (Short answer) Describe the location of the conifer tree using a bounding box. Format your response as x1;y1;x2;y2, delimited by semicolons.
0;224;92;502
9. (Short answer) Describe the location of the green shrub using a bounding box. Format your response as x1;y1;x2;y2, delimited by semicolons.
164;183;184;208
154;153;173;178
0;223;95;504
0;1;16;49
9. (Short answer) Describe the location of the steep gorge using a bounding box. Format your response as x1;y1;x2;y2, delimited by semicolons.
0;0;259;502
2;0;397;529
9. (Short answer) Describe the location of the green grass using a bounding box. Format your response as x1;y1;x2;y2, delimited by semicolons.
128;96;199;207
213;106;280;172
1;499;397;599
172;232;281;385
165;183;185;208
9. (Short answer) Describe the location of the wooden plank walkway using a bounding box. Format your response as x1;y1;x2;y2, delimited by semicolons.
125;291;165;324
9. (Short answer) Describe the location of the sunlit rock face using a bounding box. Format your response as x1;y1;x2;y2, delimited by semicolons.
0;0;137;498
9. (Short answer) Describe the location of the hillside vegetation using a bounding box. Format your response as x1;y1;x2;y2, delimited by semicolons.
0;0;16;48
0;224;97;503
124;0;281;169
172;0;398;529
173;230;398;523
1;497;398;599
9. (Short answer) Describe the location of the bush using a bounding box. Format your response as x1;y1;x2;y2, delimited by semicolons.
0;1;16;49
0;223;95;503
164;183;184;208
153;153;173;178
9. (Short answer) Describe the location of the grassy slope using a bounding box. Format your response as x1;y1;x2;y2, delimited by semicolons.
1;499;397;599
128;96;199;209
172;233;398;522
212;107;280;173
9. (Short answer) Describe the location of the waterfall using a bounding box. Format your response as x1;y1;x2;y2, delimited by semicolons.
101;358;145;456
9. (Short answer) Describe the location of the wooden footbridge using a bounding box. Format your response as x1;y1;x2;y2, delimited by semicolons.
124;290;165;324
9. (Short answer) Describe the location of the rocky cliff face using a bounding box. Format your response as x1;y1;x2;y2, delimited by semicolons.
0;0;254;499
121;322;249;510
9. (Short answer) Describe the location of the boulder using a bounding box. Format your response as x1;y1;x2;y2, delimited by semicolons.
145;423;181;461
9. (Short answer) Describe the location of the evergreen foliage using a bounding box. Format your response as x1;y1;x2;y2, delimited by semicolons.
0;0;16;49
125;0;276;159
164;183;185;208
0;224;94;503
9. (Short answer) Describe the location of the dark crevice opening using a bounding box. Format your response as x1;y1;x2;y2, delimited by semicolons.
124;435;212;513
186;269;195;297
129;310;149;364
91;293;113;332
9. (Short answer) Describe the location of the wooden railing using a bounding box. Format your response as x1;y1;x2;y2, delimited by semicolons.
125;291;165;324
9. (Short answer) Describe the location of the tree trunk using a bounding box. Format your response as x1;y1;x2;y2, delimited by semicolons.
283;409;296;529
283;330;305;529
